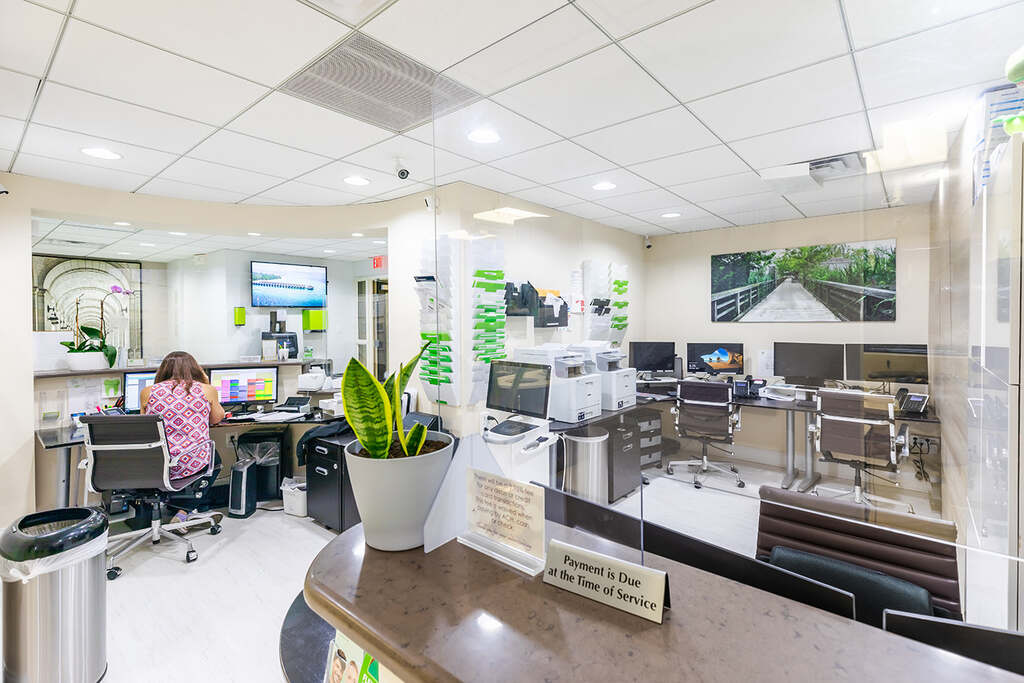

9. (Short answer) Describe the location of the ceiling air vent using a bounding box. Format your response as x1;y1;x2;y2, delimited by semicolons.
281;32;479;133
809;152;866;181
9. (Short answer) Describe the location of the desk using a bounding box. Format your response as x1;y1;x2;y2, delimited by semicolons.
302;523;1012;682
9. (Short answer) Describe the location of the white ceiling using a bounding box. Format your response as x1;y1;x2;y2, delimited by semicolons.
2;0;1019;238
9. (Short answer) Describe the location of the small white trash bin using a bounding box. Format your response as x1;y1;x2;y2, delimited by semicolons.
281;477;308;517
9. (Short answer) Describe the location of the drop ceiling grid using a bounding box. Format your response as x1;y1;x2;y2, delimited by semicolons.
4;0;1019;236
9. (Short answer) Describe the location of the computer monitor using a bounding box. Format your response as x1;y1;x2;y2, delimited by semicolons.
686;343;744;375
486;361;551;419
123;371;157;412
845;344;928;384
208;367;279;405
773;342;845;386
629;342;676;374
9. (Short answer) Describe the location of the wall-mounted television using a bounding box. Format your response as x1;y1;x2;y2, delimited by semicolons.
250;261;327;308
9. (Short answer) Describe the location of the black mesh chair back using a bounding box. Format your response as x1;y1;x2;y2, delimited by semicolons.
80;414;172;492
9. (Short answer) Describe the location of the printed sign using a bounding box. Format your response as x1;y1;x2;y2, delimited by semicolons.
323;629;403;683
543;539;670;624
465;468;545;561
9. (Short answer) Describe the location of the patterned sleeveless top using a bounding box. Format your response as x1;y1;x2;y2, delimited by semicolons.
145;380;212;478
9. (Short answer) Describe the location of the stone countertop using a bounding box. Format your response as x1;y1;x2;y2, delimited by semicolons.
304;523;1012;682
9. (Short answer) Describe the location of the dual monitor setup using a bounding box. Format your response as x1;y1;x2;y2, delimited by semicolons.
123;366;280;413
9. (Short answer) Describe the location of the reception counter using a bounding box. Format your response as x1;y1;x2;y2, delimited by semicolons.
303;524;1014;682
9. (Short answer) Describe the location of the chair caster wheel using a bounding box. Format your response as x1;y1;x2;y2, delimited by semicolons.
693;481;702;489
656;463;662;469
737;481;745;488
106;567;122;581
730;465;738;473
642;476;650;485
666;466;674;475
210;524;222;535
152;539;160;545
186;550;198;563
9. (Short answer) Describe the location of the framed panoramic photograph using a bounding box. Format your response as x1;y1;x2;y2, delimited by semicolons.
710;239;896;323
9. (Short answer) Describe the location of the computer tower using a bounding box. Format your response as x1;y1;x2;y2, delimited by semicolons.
228;458;258;518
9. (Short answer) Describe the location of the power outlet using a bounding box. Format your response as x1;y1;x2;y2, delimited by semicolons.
910;434;939;454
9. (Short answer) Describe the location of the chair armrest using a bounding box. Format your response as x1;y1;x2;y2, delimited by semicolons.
895;423;910;460
731;406;742;432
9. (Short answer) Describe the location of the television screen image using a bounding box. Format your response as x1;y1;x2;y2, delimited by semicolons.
687;343;744;374
209;367;279;405
251;261;327;308
773;342;844;384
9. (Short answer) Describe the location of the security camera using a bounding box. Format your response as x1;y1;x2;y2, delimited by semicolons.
644;236;653;250
395;159;410;180
0;182;8;196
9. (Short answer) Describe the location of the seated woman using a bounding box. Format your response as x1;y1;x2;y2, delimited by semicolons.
141;351;225;479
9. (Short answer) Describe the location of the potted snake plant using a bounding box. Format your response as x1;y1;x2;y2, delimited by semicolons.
341;344;453;551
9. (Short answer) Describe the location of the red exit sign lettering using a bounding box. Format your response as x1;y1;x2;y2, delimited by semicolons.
372;255;387;270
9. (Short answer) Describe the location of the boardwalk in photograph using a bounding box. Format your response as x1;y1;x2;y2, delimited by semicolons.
740;277;839;322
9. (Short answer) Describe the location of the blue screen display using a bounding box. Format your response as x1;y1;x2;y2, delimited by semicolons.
251;261;327;308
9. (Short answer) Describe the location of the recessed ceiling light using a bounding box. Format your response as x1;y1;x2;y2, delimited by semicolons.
373;240;386;245
343;175;371;186
323;249;336;254
81;147;122;160
467;127;501;144
117;251;130;255
351;232;364;237
139;242;155;247
592;181;616;191
661;212;681;218
168;231;187;236
113;221;131;226
247;232;261;237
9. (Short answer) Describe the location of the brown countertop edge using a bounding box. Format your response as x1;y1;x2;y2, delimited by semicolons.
303;524;1016;683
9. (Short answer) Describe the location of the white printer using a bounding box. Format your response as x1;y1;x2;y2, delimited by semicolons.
514;344;601;423
568;341;636;411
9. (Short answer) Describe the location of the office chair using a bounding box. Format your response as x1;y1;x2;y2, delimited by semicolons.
810;389;912;513
79;414;223;580
666;380;744;488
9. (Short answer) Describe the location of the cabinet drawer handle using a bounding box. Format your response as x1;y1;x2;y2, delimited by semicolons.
314;446;329;455
314;466;329;476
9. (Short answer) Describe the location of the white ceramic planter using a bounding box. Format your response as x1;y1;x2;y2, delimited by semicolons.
66;352;110;372
344;431;454;551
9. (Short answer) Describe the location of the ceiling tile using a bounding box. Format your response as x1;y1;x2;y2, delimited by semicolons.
0;0;63;76
597;215;663;234
302;0;392;26
299;160;413;196
493;44;677;137
49;224;133;243
698;191;789;216
406;99;559;163
362;0;564;71
343;135;475;181
843;0;1011;49
660;215;733;233
189;129;329;178
508;185;581;208
0;69;39;120
371;182;431;201
443;5;608;95
227;91;392;158
730;113;873;170
630;204;717;228
73;0;349;85
883;163;945;205
20;123;178;175
255;180;363;206
36;0;71;10
855;5;1024;108
133;229;207;243
559;202;621;220
689;56;862;142
866;80;1005;143
137;177;248;203
0;148;11;169
628;145;748;186
669;171;775;203
489;140;614;185
575;0;703;38
551;168;657;201
159;157;282;195
795;194;889;217
32;82;215;154
13;152;150;191
595;188;687;213
623;0;847;102
50;20;268;125
436;165;534;193
784;173;887;204
572;106;718;166
0;116;24;150
720;205;803;226
241;195;299;206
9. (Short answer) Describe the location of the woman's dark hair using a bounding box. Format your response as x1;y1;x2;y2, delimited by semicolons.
154;351;206;391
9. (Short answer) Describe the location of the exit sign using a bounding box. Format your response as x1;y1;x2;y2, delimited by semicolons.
372;255;387;270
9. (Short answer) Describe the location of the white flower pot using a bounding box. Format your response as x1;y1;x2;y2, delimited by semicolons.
66;352;110;372
344;431;454;551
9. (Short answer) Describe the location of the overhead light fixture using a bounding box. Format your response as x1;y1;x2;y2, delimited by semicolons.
81;147;122;160
247;232;261;237
344;175;371;186
661;212;681;218
473;207;549;225
139;242;155;247
168;231;187;236
758;162;822;193
373;240;386;245
113;221;131;226
592;181;616;191
351;232;364;237
323;249;336;254
467;127;501;144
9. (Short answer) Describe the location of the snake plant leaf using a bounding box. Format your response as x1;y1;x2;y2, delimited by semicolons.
406;422;428;457
393;363;409;455
385;342;431;430
341;357;392;459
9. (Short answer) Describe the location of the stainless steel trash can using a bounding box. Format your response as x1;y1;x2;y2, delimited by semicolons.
1;507;109;683
562;426;610;505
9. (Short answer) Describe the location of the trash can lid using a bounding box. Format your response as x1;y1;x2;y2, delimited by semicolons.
0;507;108;563
563;426;609;443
